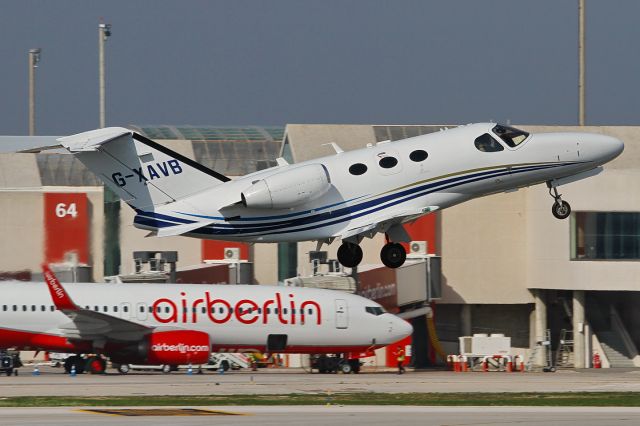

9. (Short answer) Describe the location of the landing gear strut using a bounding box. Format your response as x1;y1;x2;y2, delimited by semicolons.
380;243;406;269
547;182;571;220
337;242;363;268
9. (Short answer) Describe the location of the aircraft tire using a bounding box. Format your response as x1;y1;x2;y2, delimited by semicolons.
337;243;363;268
380;243;407;268
552;200;571;219
161;364;173;374
87;356;107;374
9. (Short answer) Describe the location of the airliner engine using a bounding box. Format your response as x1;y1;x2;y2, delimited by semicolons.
241;164;331;209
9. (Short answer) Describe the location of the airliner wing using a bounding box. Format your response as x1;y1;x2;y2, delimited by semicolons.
338;206;439;243
42;265;151;342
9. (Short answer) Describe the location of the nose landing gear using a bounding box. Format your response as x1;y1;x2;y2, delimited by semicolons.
547;182;571;220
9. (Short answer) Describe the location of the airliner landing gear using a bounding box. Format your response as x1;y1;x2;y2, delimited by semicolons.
380;243;406;269
337;242;363;268
547;182;571;220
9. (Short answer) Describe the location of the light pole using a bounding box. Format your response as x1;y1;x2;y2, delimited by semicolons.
28;48;41;136
578;0;585;126
98;21;111;128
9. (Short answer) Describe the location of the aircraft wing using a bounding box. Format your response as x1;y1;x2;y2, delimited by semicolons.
42;265;152;342
338;206;439;243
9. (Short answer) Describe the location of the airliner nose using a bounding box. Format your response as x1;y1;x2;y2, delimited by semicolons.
394;316;413;340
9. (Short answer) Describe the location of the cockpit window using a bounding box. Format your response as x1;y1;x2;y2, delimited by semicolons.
492;124;529;148
474;133;504;152
365;306;386;316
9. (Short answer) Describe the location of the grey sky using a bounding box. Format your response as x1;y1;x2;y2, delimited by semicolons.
1;0;639;136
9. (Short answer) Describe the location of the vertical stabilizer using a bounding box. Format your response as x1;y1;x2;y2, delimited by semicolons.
57;128;230;210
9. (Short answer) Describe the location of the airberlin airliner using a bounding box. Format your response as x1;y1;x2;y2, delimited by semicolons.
0;266;411;373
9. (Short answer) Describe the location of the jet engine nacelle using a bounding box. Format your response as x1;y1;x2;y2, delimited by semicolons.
241;164;331;209
139;330;210;365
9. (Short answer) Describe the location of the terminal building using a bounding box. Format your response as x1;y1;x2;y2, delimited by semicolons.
1;124;638;369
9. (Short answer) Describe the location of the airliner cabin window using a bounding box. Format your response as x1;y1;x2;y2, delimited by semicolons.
474;133;504;152
492;124;529;147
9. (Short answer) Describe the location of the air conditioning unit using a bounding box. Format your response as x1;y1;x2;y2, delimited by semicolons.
409;241;428;255
223;247;240;261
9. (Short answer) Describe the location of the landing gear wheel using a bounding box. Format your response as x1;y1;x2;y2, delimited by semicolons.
161;364;173;374
337;242;363;268
552;200;571;220
380;243;407;268
548;182;571;220
64;356;85;374
86;356;107;374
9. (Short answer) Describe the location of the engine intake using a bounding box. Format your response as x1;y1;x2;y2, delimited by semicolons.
241;164;331;209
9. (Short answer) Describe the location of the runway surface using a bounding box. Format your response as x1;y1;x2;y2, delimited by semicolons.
2;406;640;426
2;367;640;396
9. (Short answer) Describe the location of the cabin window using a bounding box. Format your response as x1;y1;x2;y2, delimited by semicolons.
50;306;54;311
283;308;288;315
308;308;313;315
474;133;504;152
94;306;99;311
165;307;170;314
114;306;118;313
266;308;271;314
2;305;6;311
103;306;108;313
201;307;206;314
492;124;529;147
124;306;129;313
349;163;368;175
13;305;17;311
378;156;398;169
41;305;45;312
31;305;36;312
409;150;428;162
22;305;27;312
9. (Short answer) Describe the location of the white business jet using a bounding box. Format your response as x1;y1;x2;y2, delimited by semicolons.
0;265;410;373
56;123;623;268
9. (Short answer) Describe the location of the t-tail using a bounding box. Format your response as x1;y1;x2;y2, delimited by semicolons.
57;127;230;210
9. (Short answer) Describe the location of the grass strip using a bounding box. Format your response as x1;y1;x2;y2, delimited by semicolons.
1;393;640;407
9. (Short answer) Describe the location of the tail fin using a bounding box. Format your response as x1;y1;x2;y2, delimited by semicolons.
57;127;230;209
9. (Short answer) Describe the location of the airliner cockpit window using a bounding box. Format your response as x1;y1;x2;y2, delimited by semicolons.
366;306;386;316
492;124;529;148
474;133;504;152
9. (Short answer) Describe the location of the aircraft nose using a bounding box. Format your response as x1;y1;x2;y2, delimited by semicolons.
584;134;624;163
393;316;413;340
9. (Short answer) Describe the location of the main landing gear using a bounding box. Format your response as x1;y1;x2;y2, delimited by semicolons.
380;243;406;269
547;181;571;220
337;242;363;268
337;241;407;269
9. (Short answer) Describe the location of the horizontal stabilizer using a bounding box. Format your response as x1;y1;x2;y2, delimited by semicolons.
57;127;131;152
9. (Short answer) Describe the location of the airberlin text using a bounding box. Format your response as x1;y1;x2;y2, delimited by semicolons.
151;292;322;325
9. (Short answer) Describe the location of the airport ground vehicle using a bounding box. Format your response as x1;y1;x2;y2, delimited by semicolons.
0;350;22;376
113;353;250;374
310;354;361;374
